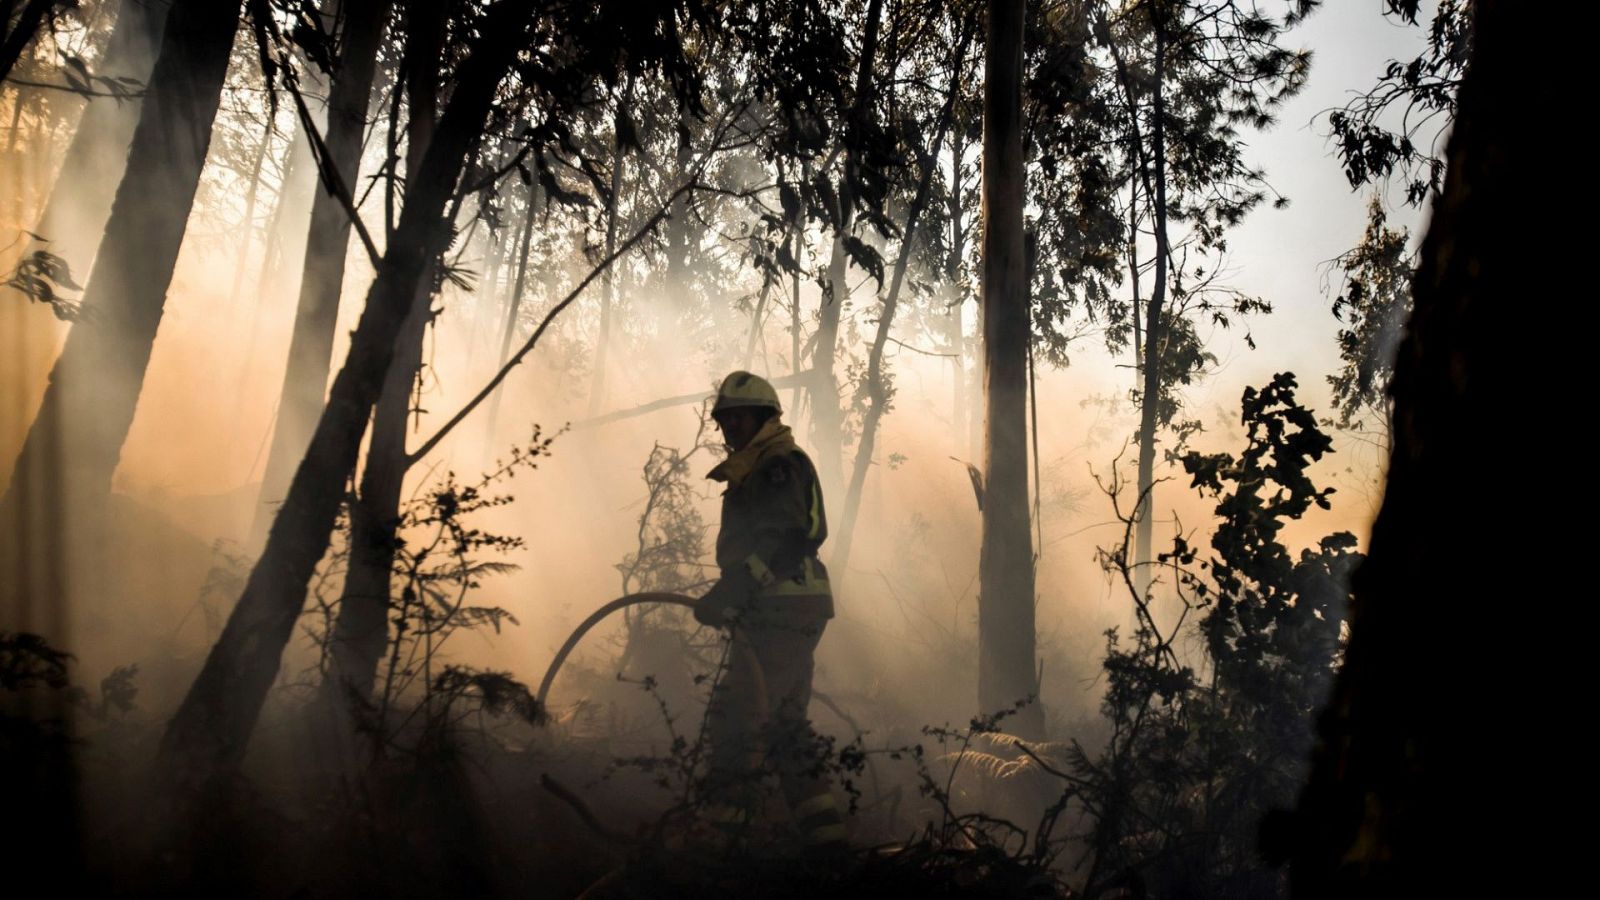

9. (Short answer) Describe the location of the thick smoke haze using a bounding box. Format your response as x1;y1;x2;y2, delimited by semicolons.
0;1;1454;895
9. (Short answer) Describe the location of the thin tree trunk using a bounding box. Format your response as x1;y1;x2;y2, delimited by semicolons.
253;31;332;317
834;37;966;576
814;233;849;490
966;322;981;459
481;176;536;449
252;0;391;546
587;96;626;414
324;0;445;706
788;159;805;415
977;0;1041;738
220;117;285;469
28;0;118;160
230;81;329;472
831;141;941;577
466;192;504;362
224;119;273;307
6;87;43;224
947;121;968;455
4;79;21;155
326;282;428;705
659;91;695;319
1107;8;1170;602
29;0;167;269
811;0;884;499
159;0;543;787
742;271;773;369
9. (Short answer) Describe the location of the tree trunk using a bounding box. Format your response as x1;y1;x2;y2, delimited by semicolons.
587;99;626;414
159;0;542;787
1133;20;1169;603
467;200;504;358
219;117;284;461
0;0;57;85
831;145;939;578
224;119;274;307
788;159;805;415
1100;5;1169;602
661;92;694;300
742;268;773;369
252;0;391;546
228;76;329;467
252;22;334;320
2;0;241;623
2;0;165;479
834;48;964;576
810;0;883;500
29;0;167;269
323;0;445;706
224;6;341;482
326;286;428;704
468;145;515;362
1287;2;1530;893
977;0;1041;738
947;120;968;457
481;177;537;448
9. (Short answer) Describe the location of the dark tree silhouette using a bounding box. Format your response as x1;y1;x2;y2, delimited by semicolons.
978;0;1042;738
3;0;243;625
322;0;447;711
159;0;548;789
1288;1;1533;892
253;0;393;545
29;0;167;273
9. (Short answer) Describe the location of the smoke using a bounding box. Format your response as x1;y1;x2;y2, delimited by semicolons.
1;33;1384;891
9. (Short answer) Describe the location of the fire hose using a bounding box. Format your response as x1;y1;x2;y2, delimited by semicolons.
536;592;888;843
536;592;768;720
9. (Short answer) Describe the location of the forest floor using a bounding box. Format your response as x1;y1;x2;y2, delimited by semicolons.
3;495;1079;898
17;719;1073;898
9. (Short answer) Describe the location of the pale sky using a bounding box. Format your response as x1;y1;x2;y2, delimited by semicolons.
1204;1;1435;406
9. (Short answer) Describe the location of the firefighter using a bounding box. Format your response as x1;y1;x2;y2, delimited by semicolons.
695;370;846;852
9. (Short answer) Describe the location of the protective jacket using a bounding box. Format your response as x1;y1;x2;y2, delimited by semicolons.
706;418;833;621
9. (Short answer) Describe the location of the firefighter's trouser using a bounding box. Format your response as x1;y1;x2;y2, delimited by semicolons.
703;613;845;846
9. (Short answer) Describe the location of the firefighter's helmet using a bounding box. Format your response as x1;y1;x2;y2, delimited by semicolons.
712;371;782;417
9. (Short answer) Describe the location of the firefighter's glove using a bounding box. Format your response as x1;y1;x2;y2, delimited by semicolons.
695;567;758;627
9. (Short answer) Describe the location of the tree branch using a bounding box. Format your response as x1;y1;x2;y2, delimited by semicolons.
406;106;746;464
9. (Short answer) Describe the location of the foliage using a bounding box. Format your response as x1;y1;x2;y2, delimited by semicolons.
1327;197;1412;435
617;405;719;598
1026;0;1126;364
1326;0;1471;206
1019;0;1315;475
0;630;72;691
1181;373;1353;715
1;631;139;754
430;665;545;727
301;429;558;750
2;246;84;320
975;373;1360;897
373;431;556;732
